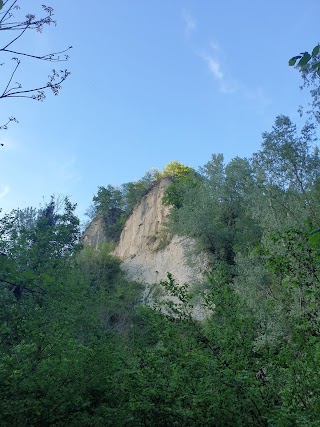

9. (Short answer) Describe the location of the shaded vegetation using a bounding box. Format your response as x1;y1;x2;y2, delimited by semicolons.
86;162;194;242
1;60;320;425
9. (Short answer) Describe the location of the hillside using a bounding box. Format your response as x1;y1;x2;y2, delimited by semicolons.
2;132;320;424
83;177;205;285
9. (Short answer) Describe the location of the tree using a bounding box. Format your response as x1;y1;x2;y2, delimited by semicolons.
167;154;260;266
251;115;320;229
0;196;80;299
289;44;320;77
289;44;320;124
88;169;160;240
162;168;199;209
0;199;106;426
0;2;71;141
158;160;194;180
92;185;126;241
121;169;158;213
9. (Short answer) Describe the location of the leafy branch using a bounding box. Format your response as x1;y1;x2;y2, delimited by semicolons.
289;44;320;77
157;273;268;427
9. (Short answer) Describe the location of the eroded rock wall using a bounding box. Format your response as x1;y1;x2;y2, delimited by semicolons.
114;178;202;285
83;178;204;286
82;216;106;248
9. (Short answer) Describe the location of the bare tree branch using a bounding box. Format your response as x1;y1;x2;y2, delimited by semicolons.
1;56;19;96
2;20;28;49
0;0;19;26
0;2;71;144
1;46;72;61
1;69;70;100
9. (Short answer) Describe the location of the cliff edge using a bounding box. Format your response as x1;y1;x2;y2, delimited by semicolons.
83;178;203;285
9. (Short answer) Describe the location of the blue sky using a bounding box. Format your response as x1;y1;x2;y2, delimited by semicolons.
1;0;319;221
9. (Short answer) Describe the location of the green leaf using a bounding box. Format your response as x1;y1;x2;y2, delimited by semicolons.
21;270;37;281
288;56;301;66
311;61;320;70
40;272;55;283
298;52;312;67
312;45;320;57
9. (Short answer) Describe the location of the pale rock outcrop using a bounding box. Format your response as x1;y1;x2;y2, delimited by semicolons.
82;216;106;248
83;178;204;286
114;178;202;285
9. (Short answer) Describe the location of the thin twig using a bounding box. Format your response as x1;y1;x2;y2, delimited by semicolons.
1;46;72;61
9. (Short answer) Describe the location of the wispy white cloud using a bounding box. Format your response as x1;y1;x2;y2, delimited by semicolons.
197;42;270;111
0;185;10;199
198;44;237;93
182;9;197;36
199;53;224;80
180;13;271;112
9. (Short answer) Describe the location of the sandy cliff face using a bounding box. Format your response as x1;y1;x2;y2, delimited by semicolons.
83;178;203;285
114;178;201;285
82;216;106;248
114;178;171;260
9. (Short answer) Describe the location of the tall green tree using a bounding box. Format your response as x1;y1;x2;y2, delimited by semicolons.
92;185;125;241
167;154;260;266
251;115;320;230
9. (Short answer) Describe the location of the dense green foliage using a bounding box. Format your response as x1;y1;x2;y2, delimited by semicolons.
1;63;320;425
88;173;155;241
158;113;320;424
87;162;193;241
167;154;260;266
2;123;320;424
158;160;194;180
0;200;143;425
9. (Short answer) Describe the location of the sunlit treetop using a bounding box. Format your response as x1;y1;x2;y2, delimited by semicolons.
157;161;194;180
